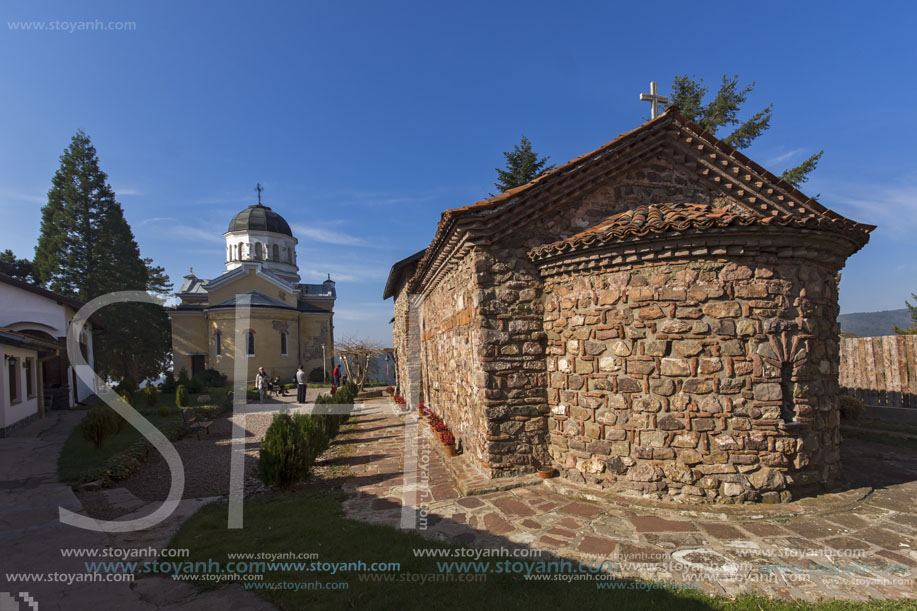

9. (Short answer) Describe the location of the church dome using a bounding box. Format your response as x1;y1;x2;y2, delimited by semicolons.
227;203;292;237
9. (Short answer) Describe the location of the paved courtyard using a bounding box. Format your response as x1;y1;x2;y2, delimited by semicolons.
342;400;917;602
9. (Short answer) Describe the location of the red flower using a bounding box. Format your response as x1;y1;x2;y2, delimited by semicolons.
440;432;455;445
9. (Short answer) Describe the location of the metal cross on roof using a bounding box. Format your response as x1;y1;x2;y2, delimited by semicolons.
639;81;669;119
255;182;263;204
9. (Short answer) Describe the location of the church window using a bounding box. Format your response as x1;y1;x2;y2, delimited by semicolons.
246;331;255;356
780;361;794;422
272;244;279;262
255;242;264;260
280;332;287;356
215;332;221;356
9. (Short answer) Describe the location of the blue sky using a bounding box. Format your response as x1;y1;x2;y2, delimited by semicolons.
1;1;915;345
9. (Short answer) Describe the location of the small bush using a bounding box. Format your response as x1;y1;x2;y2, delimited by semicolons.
108;402;127;433
292;413;330;464
176;385;189;408
158;404;173;418
82;406;113;448
308;367;325;383
194;368;228;388
160;371;177;394
144;384;158;407
839;394;866;420
259;413;313;488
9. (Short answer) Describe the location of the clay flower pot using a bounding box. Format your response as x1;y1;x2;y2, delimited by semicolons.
537;466;556;479
444;443;458;457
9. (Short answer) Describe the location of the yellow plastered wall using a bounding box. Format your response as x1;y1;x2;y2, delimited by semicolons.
170;312;207;377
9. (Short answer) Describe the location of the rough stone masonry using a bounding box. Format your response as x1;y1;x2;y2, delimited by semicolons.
388;108;873;503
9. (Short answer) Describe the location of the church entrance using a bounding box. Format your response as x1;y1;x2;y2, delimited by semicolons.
191;355;205;376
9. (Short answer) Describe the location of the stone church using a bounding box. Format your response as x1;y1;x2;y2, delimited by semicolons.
387;108;873;503
169;197;335;384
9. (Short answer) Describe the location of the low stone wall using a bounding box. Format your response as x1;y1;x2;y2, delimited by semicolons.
542;255;843;503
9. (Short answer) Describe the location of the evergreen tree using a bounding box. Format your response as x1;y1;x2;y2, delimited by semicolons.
0;249;37;282
669;74;823;188
34;130;172;382
493;135;555;194
894;293;917;335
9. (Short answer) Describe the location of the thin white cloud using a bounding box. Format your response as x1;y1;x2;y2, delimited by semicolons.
113;186;144;197
290;223;367;246
139;216;175;226
765;148;805;167
0;188;45;205
300;264;388;283
823;181;917;235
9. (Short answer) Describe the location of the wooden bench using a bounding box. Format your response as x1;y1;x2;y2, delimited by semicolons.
181;407;213;440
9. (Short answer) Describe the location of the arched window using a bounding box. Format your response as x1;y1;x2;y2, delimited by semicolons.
246;331;255;356
255;242;264;260
272;244;279;262
214;331;221;357
280;332;287;356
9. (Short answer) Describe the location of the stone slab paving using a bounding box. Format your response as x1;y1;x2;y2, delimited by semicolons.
0;411;274;611
341;400;916;603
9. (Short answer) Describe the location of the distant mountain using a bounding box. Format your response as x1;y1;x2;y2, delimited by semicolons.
838;309;912;337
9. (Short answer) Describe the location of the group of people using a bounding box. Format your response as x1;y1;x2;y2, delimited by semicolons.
255;365;310;404
253;363;347;405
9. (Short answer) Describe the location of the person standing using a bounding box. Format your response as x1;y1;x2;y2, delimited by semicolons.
332;363;341;386
256;367;268;402
296;365;307;404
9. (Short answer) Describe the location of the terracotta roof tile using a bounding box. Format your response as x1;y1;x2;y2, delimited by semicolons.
529;202;855;260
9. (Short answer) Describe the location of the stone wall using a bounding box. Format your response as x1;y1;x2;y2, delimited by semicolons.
419;253;489;467
393;287;423;407
541;246;845;503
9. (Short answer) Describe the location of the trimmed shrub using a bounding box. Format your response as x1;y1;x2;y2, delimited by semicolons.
292;413;330;464
160;371;177;394
194;368;228;388
144;384;158;407
176;385;189;408
839;394;866;420
108;401;127;433
258;413;313;488
308;367;324;383
158;404;173;418
82;406;114;448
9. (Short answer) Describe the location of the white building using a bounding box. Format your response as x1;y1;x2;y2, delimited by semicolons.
0;273;96;436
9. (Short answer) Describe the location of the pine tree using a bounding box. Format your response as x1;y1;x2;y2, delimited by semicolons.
894;293;917;335
0;249;37;282
34;131;172;382
669;74;823;188
493;135;555;194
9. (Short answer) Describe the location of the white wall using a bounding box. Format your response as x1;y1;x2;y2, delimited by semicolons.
0;345;40;429
0;282;96;407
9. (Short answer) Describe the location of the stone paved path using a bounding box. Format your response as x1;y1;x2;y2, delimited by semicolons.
0;411;273;611
342;400;917;603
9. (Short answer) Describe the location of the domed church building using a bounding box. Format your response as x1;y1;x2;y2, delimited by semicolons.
169;192;335;384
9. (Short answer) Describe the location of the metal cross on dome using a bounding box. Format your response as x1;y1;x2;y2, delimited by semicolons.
255;183;263;204
639;81;669;119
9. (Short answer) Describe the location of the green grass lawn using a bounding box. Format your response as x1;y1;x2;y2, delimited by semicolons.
164;492;912;611
57;387;229;484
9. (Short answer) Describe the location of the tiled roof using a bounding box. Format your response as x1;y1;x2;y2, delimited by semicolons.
383;249;426;299
209;290;295;310
409;108;875;292
529;202;852;260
